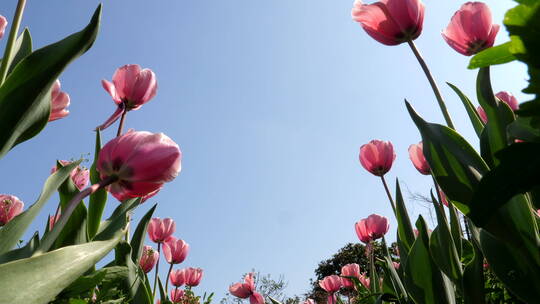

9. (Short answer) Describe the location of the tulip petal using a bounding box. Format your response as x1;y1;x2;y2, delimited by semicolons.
96;105;125;131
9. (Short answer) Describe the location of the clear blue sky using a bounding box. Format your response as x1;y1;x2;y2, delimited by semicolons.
0;0;527;300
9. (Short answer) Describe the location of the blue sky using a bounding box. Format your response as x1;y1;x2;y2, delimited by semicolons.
0;0;527;300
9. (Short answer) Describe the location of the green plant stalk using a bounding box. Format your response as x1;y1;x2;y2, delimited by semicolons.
165;262;174;293
116;107;128;137
153;242;162;299
407;40;455;130
380;176;396;215
0;0;27;84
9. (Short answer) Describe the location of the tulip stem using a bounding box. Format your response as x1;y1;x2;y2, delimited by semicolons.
165;262;174;294
152;242;161;299
407;40;455;130
380;176;396;215
34;176;117;254
116;108;128;137
0;0;26;85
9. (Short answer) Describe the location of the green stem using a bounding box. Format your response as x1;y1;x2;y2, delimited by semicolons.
152;242;161;299
0;0;27;84
116;107;128;137
407;40;455;130
380;176;396;215
165;262;174;294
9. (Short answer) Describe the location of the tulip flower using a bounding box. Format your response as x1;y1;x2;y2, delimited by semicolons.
408;142;430;175
49;211;61;230
477;106;488;124
97;130;181;202
359;274;370;289
0;15;7;39
351;0;425;46
359;140;395;176
304;299;316;304
355;214;389;243
341;263;361;289
477;91;519;124
139;245;159;273
148;218;176;243
51;160;90;191
438;188;449;207
49;80;70;122
230;273;265;304
319;275;342;304
170;269;187;287
163;237;190;264
185;267;204;287
442;2;499;56
98;64;157;131
249;292;265;304
392;262;400;269
0;195;24;226
170;288;185;303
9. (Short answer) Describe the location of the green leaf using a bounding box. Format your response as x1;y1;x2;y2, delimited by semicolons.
158;276;167;302
382;256;407;302
476;67;515;167
97;198;141;237
0;231;39;263
131;204;157;262
0;161;79;254
0;226;124;304
507;117;540;142
462;241;485;304
468;42;516;69
405;101;489;215
268;297;282;304
60;268;107;298
446;82;484;137
6;28;33;75
403;216;455;304
447;204;462;257
428;192;463;286
0;5;101;159
394;179;415;252
88;129;108;239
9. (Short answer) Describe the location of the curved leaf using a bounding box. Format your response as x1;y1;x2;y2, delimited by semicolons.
446;82;484;137
468;42;516;69
130;204;157;262
88;129;108;239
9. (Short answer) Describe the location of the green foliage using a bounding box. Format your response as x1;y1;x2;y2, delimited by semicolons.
88;129;108;240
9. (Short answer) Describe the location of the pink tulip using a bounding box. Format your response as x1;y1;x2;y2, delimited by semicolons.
170;269;187;287
355;214;389;243
438;188;449;207
185;267;204;287
408;142;430;175
0;15;7;39
97;130;181;202
148;217;176;243
163;237;190;264
51;160;90;191
250;292;265;304
98;64;157;130
359;273;370;289
355;219;372;243
170;288;185;303
139;245;159;273
49;80;70;122
536;209;540;217
319;275;342;293
359;140;396;176
392;262;400;269
442;2;499;56
0;195;24;226
341;263;361;289
304;299;316;304
351;0;424;46
495;91;519;111
477;106;488;124
229;273;256;299
49;211;61;230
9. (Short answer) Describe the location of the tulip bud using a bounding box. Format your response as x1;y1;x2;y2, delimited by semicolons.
318;275;342;293
359;273;370;289
355;214;389;243
139;245;159;273
0;16;7;39
351;0;425;46
49;80;70;122
477;91;519;124
359;140;396;176
163;237;190;264
0;195;24;226
170;269;187;287
408;142;430;175
340;263;361;289
51;160;89;191
185;267;204;287
148;217;176;243
442;2;499;56
170;288;185;303
97;130;181;202
98;64;157;130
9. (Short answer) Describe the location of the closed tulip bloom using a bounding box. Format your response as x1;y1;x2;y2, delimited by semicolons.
49;211;61;230
366;214;389;239
98;64;157;130
229;273;256;299
170;269;187;287
49;80;70;122
0;195;24;226
185;267;204;287
0;16;7;39
408;142;430;175
442;2;499;56
477;106;488;124
148;217;176;243
170;288;185;303
97;130;181;202
351;0;424;46
139;245;159;273
477;91;519;124
355;219;372;243
392;262;400;269
438;188;449;207
359;140;396;176
319;275;342;293
359;274;370;289
163;237;190;264
51;160;90;191
341;263;361;289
